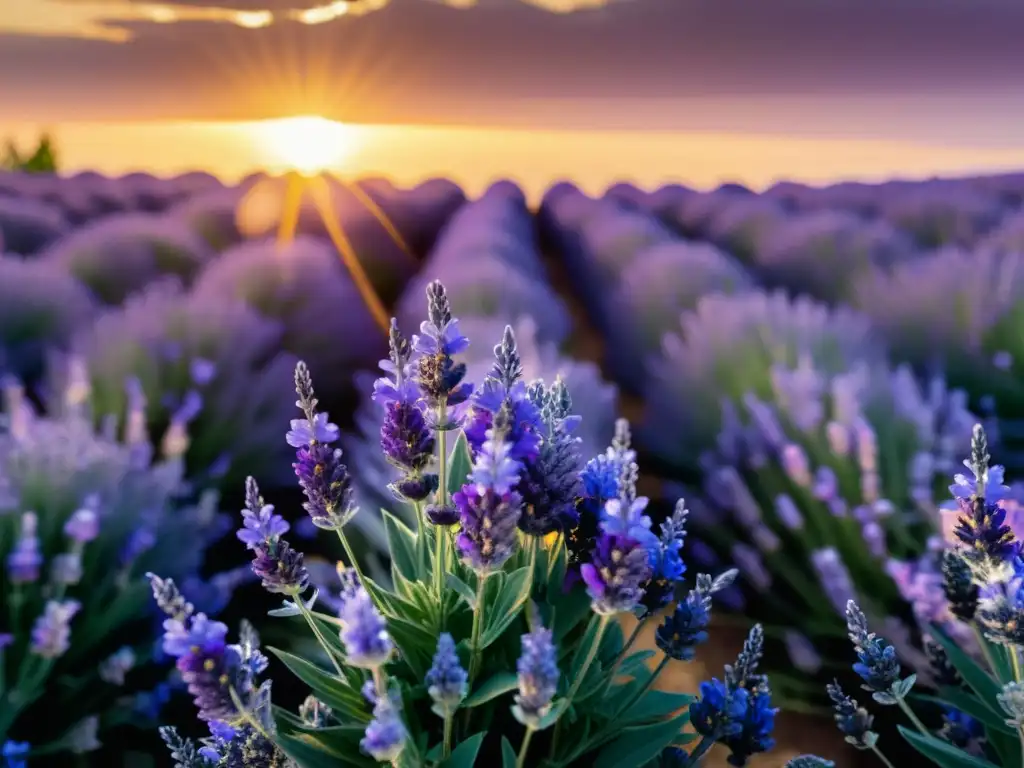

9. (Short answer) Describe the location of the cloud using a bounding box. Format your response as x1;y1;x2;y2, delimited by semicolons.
3;0;1024;132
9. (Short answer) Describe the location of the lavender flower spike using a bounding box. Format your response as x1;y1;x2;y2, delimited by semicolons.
581;531;653;616
513;607;559;730
361;692;408;763
426;633;468;717
455;405;524;573
340;585;393;669
30;600;81;658
7;511;42;584
240;476;309;596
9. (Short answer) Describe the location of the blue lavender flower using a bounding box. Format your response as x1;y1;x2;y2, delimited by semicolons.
454;413;523;573
512;609;559;729
340;586;392;669
580;532;652;615
240;477;309;596
826;680;877;749
426;633;468;716
939;708;984;754
656;578;711;661
845;600;902;699
722;685;777;766
413;280;472;407
690;679;747;741
940;550;978;621
361;692;408;762
30;599;80;658
1;741;30;768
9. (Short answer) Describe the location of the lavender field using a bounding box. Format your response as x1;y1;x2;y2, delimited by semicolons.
4;166;1024;767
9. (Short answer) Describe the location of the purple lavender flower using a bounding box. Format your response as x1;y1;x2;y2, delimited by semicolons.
361;693;407;762
340;586;392;669
455;412;524;573
51;553;83;586
517;378;583;536
0;634;13;650
581;532;652;615
63;502;100;543
238;477;309;595
30;599;81;658
811;548;857;616
7;511;41;584
413;281;472;407
236;499;290;551
426;633;468;716
512;610;559;729
159;609;246;723
656;580;711;662
99;647;137;686
286;412;340;449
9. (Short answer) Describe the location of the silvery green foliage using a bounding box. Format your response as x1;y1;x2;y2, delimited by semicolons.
39;212;215;305
0;254;96;384
0;374;232;756
604;240;754;391
343;315;617;554
191;236;383;398
642;289;886;467
752;211;915;304
686;350;977;704
71;280;299;491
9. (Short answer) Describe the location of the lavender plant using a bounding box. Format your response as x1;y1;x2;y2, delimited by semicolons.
342;315;617;559
71;280;299;492
0;254;96;385
153;280;829;767
0;365;238;760
681;352;978;707
38;212;215;305
852;248;1024;472
808;423;1024;768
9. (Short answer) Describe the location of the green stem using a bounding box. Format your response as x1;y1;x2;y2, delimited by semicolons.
516;727;535;768
897;696;929;736
335;528;367;588
614;655;670;719
297;601;346;678
550;615;611;760
870;744;897;768
435;525;447;608
435;402;449;624
468;573;490;685
443;712;454;759
1012;645;1022;683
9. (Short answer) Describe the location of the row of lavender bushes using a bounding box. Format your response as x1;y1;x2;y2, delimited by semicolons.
537;174;1024;749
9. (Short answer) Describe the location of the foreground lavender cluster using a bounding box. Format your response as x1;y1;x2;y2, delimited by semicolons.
0;365;236;761
154;280;833;767
791;425;1024;767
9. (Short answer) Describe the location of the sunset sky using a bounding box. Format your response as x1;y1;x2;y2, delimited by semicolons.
4;0;1024;189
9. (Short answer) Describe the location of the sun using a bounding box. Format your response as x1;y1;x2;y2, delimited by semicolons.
256;114;360;175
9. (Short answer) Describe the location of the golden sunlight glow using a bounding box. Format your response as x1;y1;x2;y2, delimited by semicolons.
292;1;350;25
253;115;361;175
234;10;273;28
